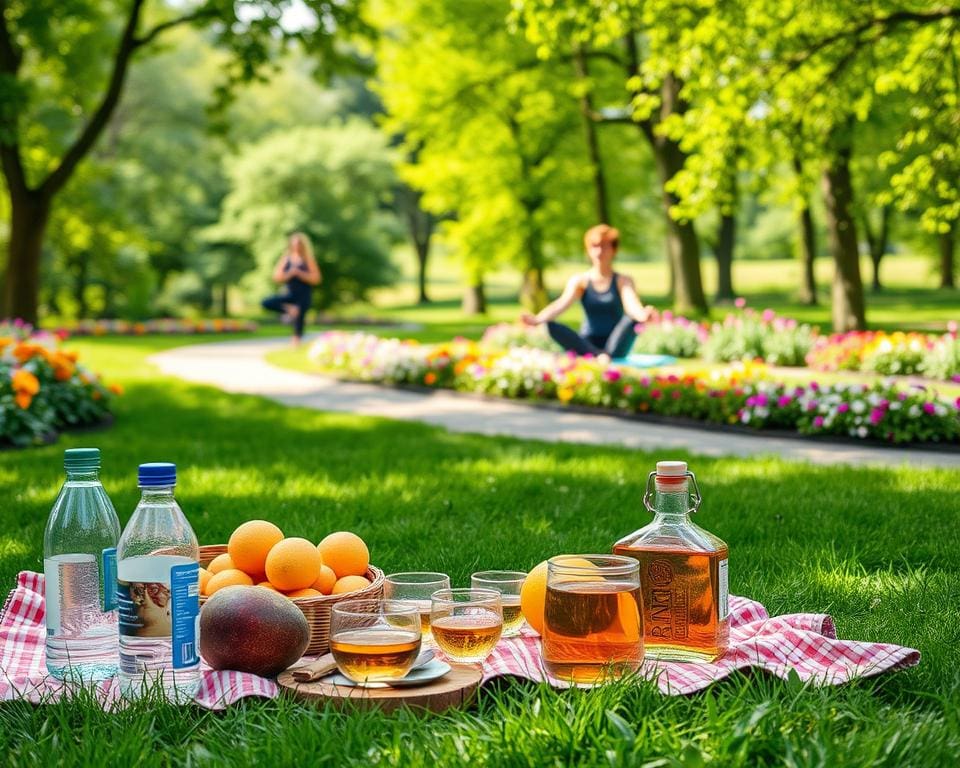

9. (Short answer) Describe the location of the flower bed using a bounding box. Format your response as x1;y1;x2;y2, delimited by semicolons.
806;328;960;381
56;318;258;337
1;322;119;447
308;331;960;445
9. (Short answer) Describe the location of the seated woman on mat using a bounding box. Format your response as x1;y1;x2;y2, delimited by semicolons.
520;224;654;358
262;231;322;346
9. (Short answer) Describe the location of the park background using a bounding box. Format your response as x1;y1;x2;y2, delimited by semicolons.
1;2;960;766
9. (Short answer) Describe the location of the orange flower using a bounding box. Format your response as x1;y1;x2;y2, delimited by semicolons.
92;390;102;400
424;372;438;385
0;336;13;350
12;369;40;395
12;343;39;363
109;383;124;395
52;354;76;381
15;392;32;409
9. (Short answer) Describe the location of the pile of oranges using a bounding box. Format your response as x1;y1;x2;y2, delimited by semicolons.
199;520;372;600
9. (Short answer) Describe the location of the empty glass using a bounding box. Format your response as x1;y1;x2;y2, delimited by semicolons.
471;570;526;637
383;572;451;641
329;599;421;683
430;588;502;663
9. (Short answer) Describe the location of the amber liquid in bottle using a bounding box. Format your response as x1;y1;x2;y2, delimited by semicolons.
614;462;729;662
542;580;643;683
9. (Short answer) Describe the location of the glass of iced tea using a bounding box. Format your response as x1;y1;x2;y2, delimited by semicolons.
541;555;643;684
470;570;526;637
430;588;503;663
329;599;422;683
383;572;451;641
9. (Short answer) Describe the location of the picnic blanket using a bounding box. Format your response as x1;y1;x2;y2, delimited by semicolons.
2;572;919;709
613;352;678;369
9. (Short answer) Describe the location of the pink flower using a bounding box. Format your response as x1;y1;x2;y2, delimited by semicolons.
603;369;622;382
651;389;662;399
542;372;552;382
623;385;633;395
671;390;681;399
948;320;958;335
813;415;825;428
837;403;850;414
734;297;746;309
777;395;792;408
662;310;674;321
755;393;769;407
955;396;960;410
923;402;936;415
869;408;885;425
762;308;776;323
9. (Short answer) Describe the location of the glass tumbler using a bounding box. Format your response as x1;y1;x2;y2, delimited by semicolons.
329;599;422;683
383;572;451;642
430;588;503;663
541;555;643;684
471;570;526;637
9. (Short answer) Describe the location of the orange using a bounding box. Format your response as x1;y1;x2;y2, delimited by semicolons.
205;568;254;596
332;575;371;595
285;587;322;599
311;565;338;595
317;531;369;578
228;520;284;576
520;557;594;635
256;581;279;591
265;537;322;591
199;567;212;594
207;553;236;574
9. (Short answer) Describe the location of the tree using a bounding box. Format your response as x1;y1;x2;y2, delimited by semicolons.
373;0;594;314
513;0;710;315
209;123;399;309
0;0;364;324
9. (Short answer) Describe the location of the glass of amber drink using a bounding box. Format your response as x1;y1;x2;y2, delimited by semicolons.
383;572;451;642
430;588;503;663
471;570;527;637
329;599;422;683
541;555;644;684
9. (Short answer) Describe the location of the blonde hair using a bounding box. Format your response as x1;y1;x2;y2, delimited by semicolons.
583;224;619;251
287;231;315;262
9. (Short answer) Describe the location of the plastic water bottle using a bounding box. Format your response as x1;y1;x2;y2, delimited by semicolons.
43;447;122;681
117;462;200;700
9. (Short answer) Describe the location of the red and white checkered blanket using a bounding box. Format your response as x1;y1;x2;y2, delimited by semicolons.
2;572;919;708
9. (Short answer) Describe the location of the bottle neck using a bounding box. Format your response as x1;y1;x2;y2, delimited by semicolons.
139;485;176;503
652;484;691;523
65;469;100;483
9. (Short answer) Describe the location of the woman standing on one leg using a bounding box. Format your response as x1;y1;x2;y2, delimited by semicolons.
262;232;322;346
520;224;654;358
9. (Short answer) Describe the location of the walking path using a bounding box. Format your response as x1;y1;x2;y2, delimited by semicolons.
149;337;960;468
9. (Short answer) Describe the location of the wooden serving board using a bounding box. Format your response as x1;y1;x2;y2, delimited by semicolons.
277;663;483;714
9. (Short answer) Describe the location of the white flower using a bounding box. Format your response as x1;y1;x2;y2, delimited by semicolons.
857;426;868;438
851;400;866;414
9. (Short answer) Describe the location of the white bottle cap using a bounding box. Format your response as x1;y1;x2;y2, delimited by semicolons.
656;460;688;477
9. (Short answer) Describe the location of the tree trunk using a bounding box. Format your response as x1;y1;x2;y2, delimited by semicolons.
793;157;818;305
415;235;431;305
520;267;548;312
221;283;229;317
821;148;866;332
4;190;51;325
861;205;891;292
462;281;486;315
940;221;956;289
74;253;90;318
573;47;609;224
715;212;736;302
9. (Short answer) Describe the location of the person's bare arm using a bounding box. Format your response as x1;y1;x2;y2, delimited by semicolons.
618;275;655;323
521;275;585;325
271;255;289;284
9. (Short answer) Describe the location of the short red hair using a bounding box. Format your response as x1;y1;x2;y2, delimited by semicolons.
584;224;619;250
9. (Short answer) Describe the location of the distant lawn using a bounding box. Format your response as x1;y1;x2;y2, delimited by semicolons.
0;336;957;765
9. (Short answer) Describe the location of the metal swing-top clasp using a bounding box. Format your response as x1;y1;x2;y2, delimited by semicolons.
642;470;702;515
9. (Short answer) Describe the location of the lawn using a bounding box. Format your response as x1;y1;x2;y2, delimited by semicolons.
1;335;958;766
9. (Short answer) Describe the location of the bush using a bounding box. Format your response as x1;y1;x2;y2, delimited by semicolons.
702;305;817;367
920;333;960;381
631;311;707;357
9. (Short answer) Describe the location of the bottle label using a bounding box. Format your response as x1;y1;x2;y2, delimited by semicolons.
102;547;117;612
118;578;173;638
718;558;729;620
170;563;200;670
44;554;101;637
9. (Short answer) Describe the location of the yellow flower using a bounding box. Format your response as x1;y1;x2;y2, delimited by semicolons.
109;383;124;395
12;369;40;395
557;386;574;403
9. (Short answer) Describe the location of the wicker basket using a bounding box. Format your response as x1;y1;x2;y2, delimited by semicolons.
198;543;385;656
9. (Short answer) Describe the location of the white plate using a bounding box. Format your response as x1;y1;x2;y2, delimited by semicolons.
325;659;452;689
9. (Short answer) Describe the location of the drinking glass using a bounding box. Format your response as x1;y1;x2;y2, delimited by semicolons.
430;588;503;663
470;570;526;637
329;599;422;683
383;572;451;641
541;555;643;684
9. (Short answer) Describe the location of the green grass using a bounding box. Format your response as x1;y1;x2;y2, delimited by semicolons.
2;336;959;766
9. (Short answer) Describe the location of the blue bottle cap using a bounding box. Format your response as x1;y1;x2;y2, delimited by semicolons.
138;462;176;487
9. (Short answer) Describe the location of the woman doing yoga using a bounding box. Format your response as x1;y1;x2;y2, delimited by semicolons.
262;232;321;345
520;224;654;358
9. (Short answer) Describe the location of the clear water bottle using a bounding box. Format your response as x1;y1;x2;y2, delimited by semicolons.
117;462;200;700
44;447;122;681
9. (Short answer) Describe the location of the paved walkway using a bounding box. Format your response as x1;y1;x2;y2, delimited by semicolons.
149;337;960;468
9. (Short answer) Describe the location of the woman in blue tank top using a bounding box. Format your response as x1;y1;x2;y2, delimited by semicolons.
520;225;654;358
261;232;322;345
